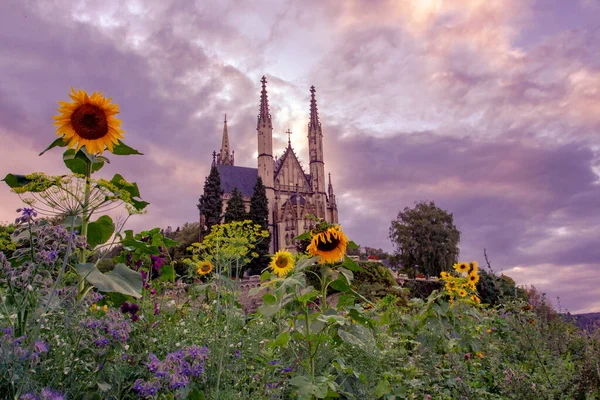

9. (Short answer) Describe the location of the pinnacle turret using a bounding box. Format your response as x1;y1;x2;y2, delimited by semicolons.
258;76;272;128
309;86;320;130
217;114;234;165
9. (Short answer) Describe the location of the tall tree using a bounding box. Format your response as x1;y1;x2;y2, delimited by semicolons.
247;177;270;275
197;165;223;237
389;201;460;278
223;187;247;223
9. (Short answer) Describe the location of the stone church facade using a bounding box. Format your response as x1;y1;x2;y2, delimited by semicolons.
201;76;338;253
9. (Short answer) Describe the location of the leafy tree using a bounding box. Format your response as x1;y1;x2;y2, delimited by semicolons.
197;165;223;237
389;200;460;277
223;187;247;223
247;177;270;275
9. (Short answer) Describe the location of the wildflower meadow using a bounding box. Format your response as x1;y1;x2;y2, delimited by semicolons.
1;89;599;399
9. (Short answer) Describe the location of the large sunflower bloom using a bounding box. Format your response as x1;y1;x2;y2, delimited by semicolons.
196;261;213;275
270;250;295;277
53;88;124;154
468;273;480;285
307;226;348;264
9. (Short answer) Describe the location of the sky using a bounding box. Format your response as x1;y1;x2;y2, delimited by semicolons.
0;0;599;313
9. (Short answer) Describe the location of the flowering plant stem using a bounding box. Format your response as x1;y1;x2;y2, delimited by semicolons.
77;161;93;299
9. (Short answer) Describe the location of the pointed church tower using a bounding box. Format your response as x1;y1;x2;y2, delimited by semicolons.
327;173;339;224
308;86;326;218
257;76;275;248
217;114;234;165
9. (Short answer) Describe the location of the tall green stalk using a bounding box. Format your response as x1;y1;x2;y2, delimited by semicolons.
77;160;92;298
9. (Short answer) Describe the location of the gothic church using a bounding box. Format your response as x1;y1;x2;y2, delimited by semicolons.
200;76;338;253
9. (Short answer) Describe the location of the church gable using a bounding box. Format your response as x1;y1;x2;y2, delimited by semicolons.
274;147;311;192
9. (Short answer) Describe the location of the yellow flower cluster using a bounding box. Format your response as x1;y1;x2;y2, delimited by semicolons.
90;304;108;312
440;261;481;304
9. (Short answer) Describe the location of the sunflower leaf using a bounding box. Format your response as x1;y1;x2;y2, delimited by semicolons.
347;241;359;250
86;215;115;248
63;149;105;174
2;174;32;189
293;232;311;241
75;263;142;298
112;140;143;156
39;137;68;156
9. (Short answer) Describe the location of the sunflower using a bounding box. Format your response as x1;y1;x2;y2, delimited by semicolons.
457;289;467;297
196;260;213;275
468;273;480;285
469;261;479;274
440;271;450;280
453;262;469;273
307;226;349;264
470;295;481;304
53;88;124;154
270;250;295;277
445;281;457;292
468;282;477;291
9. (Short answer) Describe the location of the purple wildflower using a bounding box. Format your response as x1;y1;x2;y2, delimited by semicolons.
282;367;293;373
40;387;65;400
120;302;131;314
19;393;39;400
233;349;241;359
169;373;190;390
154;302;160;316
94;337;111;347
269;360;280;365
34;340;49;353
133;379;160;397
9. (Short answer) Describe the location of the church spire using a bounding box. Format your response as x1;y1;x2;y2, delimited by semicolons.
309;86;320;130
258;76;272;129
328;173;334;197
217;114;234;166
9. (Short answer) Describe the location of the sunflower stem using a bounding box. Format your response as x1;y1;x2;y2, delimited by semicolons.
77;159;93;298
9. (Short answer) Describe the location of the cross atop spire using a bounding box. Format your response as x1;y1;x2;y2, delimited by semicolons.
258;76;272;128
309;85;320;130
286;129;292;146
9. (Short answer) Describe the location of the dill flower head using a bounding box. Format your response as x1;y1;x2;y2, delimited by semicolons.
270;250;295;277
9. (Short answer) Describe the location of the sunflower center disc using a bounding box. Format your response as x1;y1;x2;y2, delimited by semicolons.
71;104;109;140
317;236;340;252
276;258;287;267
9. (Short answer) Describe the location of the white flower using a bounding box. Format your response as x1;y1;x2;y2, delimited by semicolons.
175;342;180;347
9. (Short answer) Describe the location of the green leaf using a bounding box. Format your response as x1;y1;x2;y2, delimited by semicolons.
272;331;290;348
109;174;148;211
260;270;272;282
75;263;142;297
62;149;106;175
293;232;311;241
2;174;32;189
330;278;351;292
186;389;205;400
289;376;315;396
97;382;112;392
374;380;391;398
160;264;176;282
262;292;277;305
342;256;360;272
347;240;359;250
111;140;143;156
86;216;115;248
39;137;68;156
257;302;282;318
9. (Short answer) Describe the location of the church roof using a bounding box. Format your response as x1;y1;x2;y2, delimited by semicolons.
216;165;258;197
274;144;311;188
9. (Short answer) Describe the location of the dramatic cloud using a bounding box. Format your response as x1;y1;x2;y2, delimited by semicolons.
0;0;598;312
